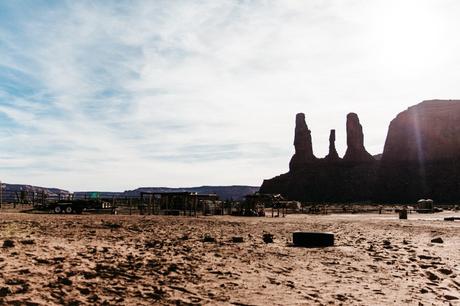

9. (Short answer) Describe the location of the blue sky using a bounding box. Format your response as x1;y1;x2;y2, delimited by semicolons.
1;0;460;191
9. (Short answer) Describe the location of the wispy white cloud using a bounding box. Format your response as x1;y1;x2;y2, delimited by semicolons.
1;0;460;190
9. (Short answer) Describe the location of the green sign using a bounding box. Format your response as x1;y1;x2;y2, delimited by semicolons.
90;192;100;199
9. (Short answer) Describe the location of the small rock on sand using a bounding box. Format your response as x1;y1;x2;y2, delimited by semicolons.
232;237;244;243
20;239;35;245
203;235;216;243
420;288;429;294
431;237;443;244
438;268;453;275
263;234;274;243
2;240;14;248
0;287;11;297
425;271;440;281
58;277;73;286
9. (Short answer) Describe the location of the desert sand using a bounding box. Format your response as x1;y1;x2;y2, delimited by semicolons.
0;212;459;305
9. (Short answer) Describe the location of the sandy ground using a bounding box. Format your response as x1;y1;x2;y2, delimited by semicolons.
0;212;459;305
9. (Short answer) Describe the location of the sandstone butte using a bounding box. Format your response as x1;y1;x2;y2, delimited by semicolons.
260;100;460;203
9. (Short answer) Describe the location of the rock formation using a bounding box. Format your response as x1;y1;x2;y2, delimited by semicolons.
381;100;460;163
324;130;340;161
262;100;460;203
343;113;374;162
261;112;377;202
376;100;460;202
0;184;70;203
289;113;316;171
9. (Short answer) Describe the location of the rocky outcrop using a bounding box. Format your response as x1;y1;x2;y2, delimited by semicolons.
261;112;377;202
325;130;340;161
343;113;374;162
261;162;378;202
1;184;70;203
262;100;460;203
376;100;460;202
381;100;460;163
289;113;316;171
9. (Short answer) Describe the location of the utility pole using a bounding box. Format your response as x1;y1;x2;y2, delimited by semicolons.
0;180;3;209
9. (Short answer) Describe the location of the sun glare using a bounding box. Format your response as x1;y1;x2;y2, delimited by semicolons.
370;1;448;73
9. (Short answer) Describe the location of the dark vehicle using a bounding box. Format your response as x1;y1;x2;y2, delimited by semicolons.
36;199;116;214
415;199;443;213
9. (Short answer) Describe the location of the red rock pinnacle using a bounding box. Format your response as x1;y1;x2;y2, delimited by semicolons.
325;129;340;161
289;113;316;170
343;113;374;162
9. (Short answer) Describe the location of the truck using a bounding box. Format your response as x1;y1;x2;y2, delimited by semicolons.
415;199;443;213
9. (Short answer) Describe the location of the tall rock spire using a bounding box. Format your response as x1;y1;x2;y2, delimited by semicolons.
289;113;316;171
325;129;340;161
343;113;374;162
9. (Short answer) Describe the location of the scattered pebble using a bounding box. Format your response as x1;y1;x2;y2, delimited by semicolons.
203;235;216;243
20;239;35;245
232;236;244;243
425;271;440;281
438;268;453;275
431;237;443;244
263;233;274;244
0;287;10;297
2;239;15;248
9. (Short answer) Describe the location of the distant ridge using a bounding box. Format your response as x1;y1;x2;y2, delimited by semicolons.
0;183;70;203
2;183;259;202
122;185;260;201
74;185;260;201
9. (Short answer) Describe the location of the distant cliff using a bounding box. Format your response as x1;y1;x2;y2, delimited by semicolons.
375;100;460;202
1;184;70;203
261;100;460;203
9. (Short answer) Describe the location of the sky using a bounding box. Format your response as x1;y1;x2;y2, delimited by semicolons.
1;0;460;191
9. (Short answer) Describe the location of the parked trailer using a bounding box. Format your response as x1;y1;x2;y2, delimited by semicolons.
36;199;116;214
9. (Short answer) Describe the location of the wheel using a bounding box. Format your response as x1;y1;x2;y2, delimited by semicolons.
65;206;73;214
292;232;334;247
54;206;61;214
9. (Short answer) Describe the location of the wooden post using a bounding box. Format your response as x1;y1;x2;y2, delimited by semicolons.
194;196;197;217
148;194;152;215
